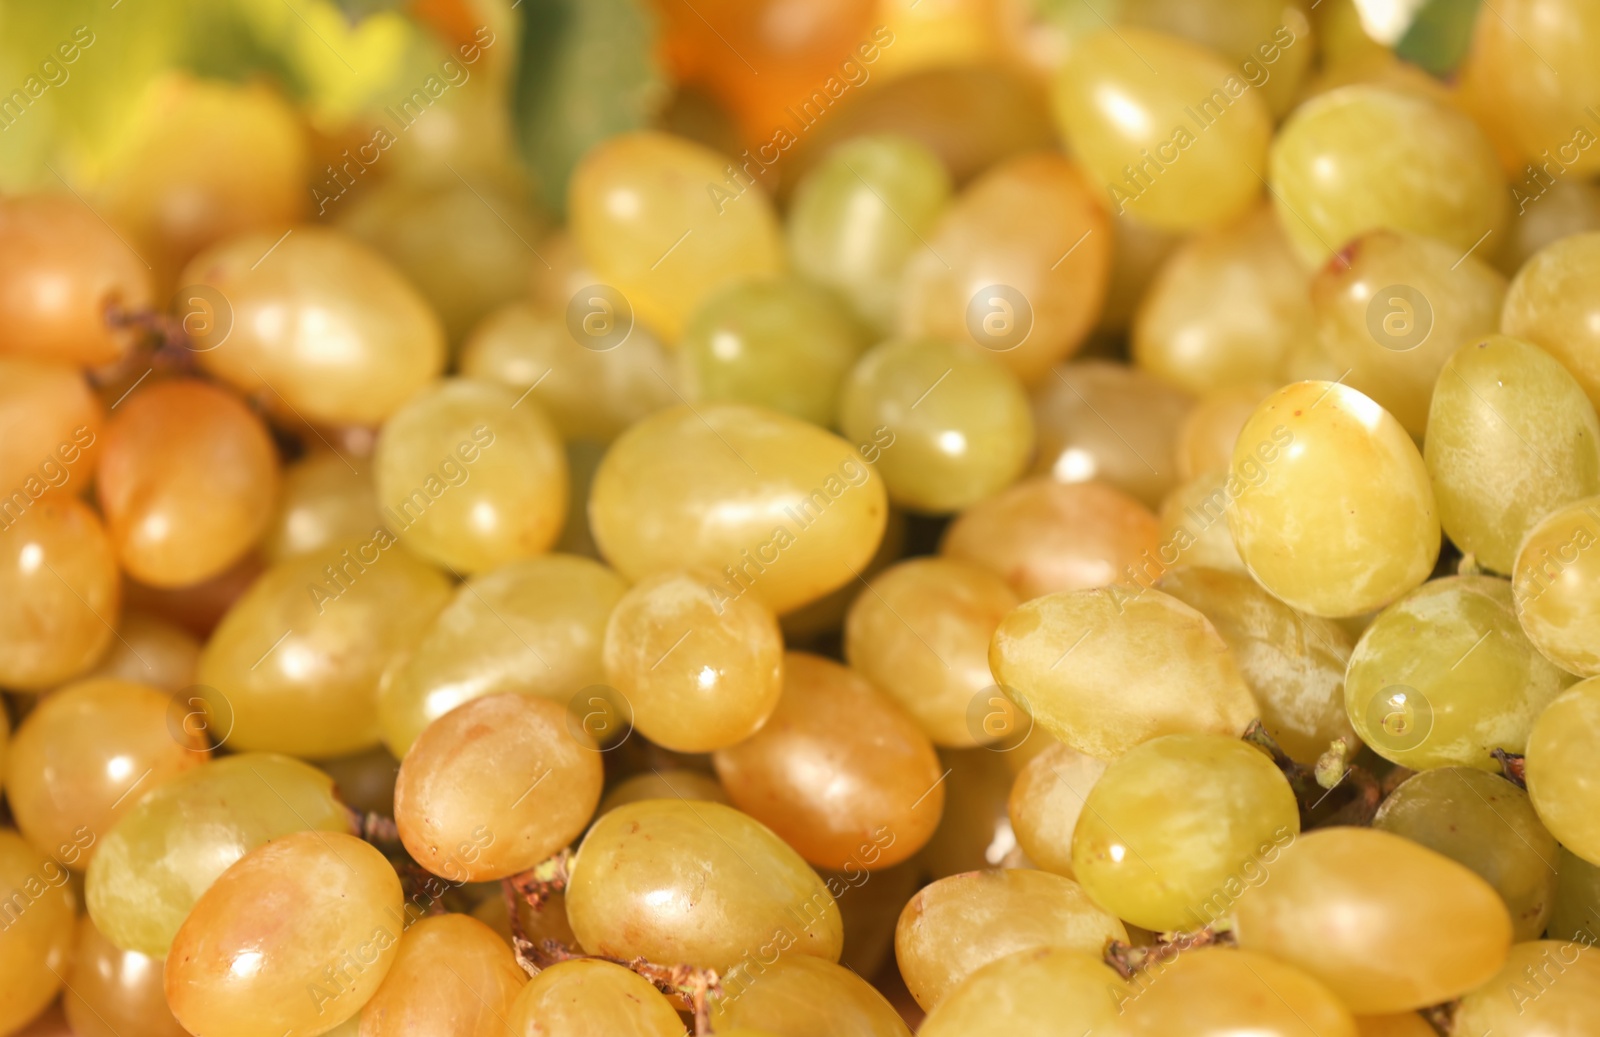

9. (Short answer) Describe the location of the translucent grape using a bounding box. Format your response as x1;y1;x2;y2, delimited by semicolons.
589;403;888;615
1498;180;1600;278
712;652;944;871
0;829;75;1036
0;358;102;506
598;769;729;816
1345;576;1574;771
0;496;120;691
989;587;1258;758
1525;677;1600;865
1514;495;1600;676
1007;741;1106;878
1231;827;1512;1013
356;914;526;1037
1454;940;1600;1037
1502;232;1600;410
916;947;1127;1037
504;959;682;1037
165;831;403;1037
1175;383;1274;481
1120;946;1358;1037
83;609;201;692
566;800;842;972
1225;380;1439;617
64;916;189;1037
1159;472;1247;573
711;956;910;1037
1117;0;1314;115
262;451;383;563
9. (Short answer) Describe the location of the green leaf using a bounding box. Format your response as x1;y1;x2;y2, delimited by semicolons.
1395;0;1483;77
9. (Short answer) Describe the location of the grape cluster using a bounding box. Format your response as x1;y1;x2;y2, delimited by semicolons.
3;1;1600;1035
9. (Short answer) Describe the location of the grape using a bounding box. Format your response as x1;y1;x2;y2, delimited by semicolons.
1007;741;1106;878
569;131;783;343
1345;575;1574;771
165;831;403;1037
1549;846;1600;942
1502;232;1600;411
941;476;1162;599
1119;946;1358;1037
374;378;568;575
1231;827;1512;1013
82;610;200;692
787;134;952;334
680;276;869;428
1353;1015;1436;1037
838;337;1034;513
86;753;353;957
602;570;784;753
122;552;264;642
1268;86;1506;266
894;868;1125;1009
844;557;1021;748
0;358;103;505
1454;940;1600;1037
1159;472;1247;574
1175;383;1274;481
896;152;1110;382
1525;677;1600;865
597;769;729;816
62;915;188;1037
1373;768;1559;941
181;227;446;427
989;587;1258;758
780;509;907;644
1498;180;1600;278
505;958;682;1036
1225;380;1440;617
394;693;602;882
97;378;280;588
711;651;944;871
262;451;383;563
196;539;452;757
565;800;842;972
459;299;677;443
0;194;152;367
378;554;627;755
710;955;910;1037
0;829;75;1037
1117;0;1314;115
916;947;1127;1037
1514;495;1600;676
356;914;526;1037
589;403;888;615
1133;206;1311;395
5;678;207;871
1312;230;1508;438
0;495;120;692
1157;565;1356;767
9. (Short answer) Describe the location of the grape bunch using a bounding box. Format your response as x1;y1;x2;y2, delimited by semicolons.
3;0;1600;1035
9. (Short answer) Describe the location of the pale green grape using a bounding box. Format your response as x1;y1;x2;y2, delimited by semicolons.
1117;0;1314;115
1160;472;1247;574
916;947;1127;1037
262;451;384;563
1514;495;1600;676
1525;677;1600;866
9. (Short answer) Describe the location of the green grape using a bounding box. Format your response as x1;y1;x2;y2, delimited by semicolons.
1225;381;1440;618
1072;733;1299;932
182;227;446;427
1175;383;1275;482
988;587;1258;758
1120;946;1358;1037
589;403;889;615
1503;232;1600;410
1454;940;1600;1037
0;829;75;1037
459;300;678;443
838;337;1033;513
1525;677;1600;865
1029;360;1193;509
374;378;568;575
566;800;842;973
711;955;911;1037
196;539;452;757
0;496;120;692
165;831;403;1037
598;769;728;816
394;693;602;882
86;753;353;957
894;868;1125;1009
1373;768;1559;941
1345;576;1574;771
1052;28;1273;231
1312;230;1508;438
1231;827;1512;1013
1157;566;1356;767
1133;205;1311;394
505;959;682;1037
844;556;1021;748
357;914;526;1037
1160;472;1247;574
787;134;952;334
1007;740;1107;878
63;914;190;1037
262;451;383;564
1117;0;1314;115
1514;495;1600;676
1549;847;1600;942
680;276;869;427
916;947;1127;1037
82;609;200;693
378;554;627;756
1268;85;1507;266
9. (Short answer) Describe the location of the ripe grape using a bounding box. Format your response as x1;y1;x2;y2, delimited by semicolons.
262;451;383;563
505;958;682;1036
1453;939;1600;1037
0;357;103;504
356;914;526;1037
1159;472;1247;574
82;610;200;692
711;955;911;1037
1514;495;1600;676
1007;740;1107;878
1119;946;1358;1037
1118;0;1314;115
1175;383;1275;481
597;769;729;816
0;495;120;691
916;947;1127;1037
1524;677;1600;865
0;829;75;1036
62;915;189;1037
1503;232;1600;411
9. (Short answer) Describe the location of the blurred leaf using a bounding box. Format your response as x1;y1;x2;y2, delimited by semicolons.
513;0;665;215
1395;0;1482;76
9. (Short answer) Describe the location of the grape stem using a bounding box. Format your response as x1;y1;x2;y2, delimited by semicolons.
1421;998;1457;1035
1102;927;1231;979
1242;720;1382;827
344;805;401;844
1491;749;1527;789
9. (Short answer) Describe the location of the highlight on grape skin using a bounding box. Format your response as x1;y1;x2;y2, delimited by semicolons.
3;1;1600;1035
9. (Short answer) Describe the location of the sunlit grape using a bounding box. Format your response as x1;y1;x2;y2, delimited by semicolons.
1007;741;1105;878
1525;677;1600;866
1514;495;1600;677
1503;232;1600;411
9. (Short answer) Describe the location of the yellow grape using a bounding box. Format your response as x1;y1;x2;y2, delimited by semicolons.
916;947;1127;1037
1525;677;1600;866
83;609;201;692
0;829;75;1036
1454;940;1600;1037
165;831;403;1037
597;769;729;816
63;913;189;1037
1225;381;1439;617
712;956;911;1037
1503;231;1600;411
357;914;526;1037
1513;495;1600;676
0;357;102;505
262;451;383;563
1120;946;1358;1037
1007;740;1106;878
1175;383;1275;481
0;495;120;691
504;959;682;1037
1117;0;1314;116
394;693;603;882
1160;472;1247;574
